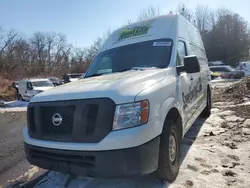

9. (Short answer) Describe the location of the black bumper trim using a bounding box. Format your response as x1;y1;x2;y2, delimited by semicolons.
24;136;160;178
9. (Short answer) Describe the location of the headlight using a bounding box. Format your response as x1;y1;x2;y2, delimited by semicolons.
113;100;149;130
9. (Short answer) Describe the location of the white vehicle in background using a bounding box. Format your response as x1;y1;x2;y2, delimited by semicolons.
18;79;54;101
48;77;62;86
24;14;211;182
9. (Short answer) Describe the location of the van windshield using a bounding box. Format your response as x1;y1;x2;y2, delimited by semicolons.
32;81;53;87
85;39;172;78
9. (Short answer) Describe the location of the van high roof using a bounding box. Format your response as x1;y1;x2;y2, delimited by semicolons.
101;14;200;52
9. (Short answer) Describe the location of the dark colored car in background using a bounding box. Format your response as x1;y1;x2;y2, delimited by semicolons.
62;73;83;83
210;66;245;79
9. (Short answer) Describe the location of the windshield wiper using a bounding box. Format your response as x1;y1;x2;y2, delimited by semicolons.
119;66;158;72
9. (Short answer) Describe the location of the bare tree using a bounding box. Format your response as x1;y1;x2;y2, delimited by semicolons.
45;33;57;70
0;29;18;77
177;4;193;21
85;30;111;62
195;5;213;35
137;6;161;21
204;11;250;66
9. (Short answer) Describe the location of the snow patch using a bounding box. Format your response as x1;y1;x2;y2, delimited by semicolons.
0;100;28;112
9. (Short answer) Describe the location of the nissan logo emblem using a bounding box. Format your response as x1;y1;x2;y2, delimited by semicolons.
52;113;63;126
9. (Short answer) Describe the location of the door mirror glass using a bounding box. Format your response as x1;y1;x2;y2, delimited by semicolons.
184;55;200;73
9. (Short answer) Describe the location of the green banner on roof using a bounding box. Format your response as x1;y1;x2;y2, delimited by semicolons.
118;25;151;41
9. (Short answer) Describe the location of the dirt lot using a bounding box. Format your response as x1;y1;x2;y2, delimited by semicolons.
33;80;250;188
0;112;26;174
0;111;45;188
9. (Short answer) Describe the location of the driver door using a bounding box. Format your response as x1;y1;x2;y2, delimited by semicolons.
177;40;194;129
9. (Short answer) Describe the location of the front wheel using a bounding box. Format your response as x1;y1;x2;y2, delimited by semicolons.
157;119;181;182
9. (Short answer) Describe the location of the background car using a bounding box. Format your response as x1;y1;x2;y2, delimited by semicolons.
48;77;62;86
210;65;245;79
18;79;54;101
62;73;83;83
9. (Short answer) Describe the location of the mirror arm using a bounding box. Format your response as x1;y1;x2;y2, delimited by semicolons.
177;66;185;75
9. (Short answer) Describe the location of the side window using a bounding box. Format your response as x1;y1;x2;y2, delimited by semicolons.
177;41;187;66
27;82;32;90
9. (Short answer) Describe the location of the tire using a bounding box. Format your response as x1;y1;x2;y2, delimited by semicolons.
157;118;181;182
201;88;211;117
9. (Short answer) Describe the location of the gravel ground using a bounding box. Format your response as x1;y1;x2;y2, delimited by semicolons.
0;111;26;174
0;111;46;188
0;111;27;187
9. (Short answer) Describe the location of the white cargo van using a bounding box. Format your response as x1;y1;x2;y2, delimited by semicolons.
19;79;54;101
24;14;211;181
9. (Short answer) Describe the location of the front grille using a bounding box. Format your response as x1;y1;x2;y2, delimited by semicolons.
27;98;115;143
86;104;99;135
41;106;75;135
27;107;36;132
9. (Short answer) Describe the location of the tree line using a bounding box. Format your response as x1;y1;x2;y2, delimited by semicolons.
0;4;249;80
178;4;250;67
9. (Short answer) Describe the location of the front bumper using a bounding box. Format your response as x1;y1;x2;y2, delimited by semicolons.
24;136;160;177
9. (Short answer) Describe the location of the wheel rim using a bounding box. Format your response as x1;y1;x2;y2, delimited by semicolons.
169;131;177;163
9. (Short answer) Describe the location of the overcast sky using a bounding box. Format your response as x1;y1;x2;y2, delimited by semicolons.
1;0;249;48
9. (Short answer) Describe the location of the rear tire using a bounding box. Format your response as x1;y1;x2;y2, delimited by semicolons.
201;88;211;117
157;118;181;182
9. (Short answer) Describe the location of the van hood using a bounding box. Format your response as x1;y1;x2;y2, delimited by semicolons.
69;78;79;82
31;69;166;104
33;86;54;91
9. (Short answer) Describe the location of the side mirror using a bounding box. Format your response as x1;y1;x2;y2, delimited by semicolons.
184;55;200;74
176;66;185;74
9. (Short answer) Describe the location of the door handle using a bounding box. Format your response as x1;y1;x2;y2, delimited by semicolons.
190;77;193;81
25;91;27;93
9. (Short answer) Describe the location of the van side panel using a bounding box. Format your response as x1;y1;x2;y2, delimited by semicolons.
177;15;210;131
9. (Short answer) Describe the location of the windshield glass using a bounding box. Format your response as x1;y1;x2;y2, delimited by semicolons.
85;39;172;78
32;80;53;87
225;66;235;71
49;78;58;82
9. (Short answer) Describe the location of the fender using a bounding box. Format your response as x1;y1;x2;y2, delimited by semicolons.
159;97;184;137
